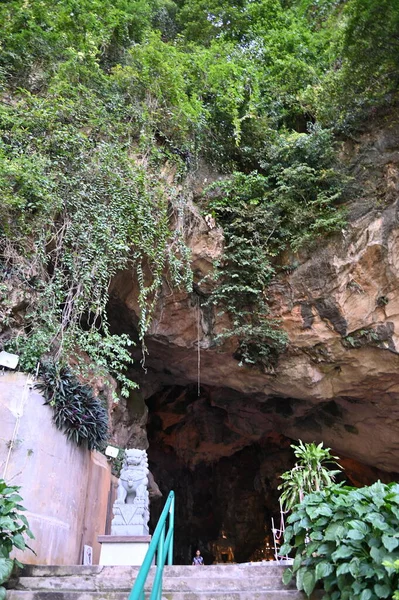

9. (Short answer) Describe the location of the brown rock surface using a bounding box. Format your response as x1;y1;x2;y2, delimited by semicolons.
108;117;399;476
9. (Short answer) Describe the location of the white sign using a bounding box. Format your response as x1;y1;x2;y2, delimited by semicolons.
105;445;120;458
83;545;93;565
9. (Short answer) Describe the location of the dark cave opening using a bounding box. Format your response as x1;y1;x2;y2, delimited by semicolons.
106;289;399;565
143;384;312;565
147;439;291;565
105;238;399;568
108;370;399;565
136;383;397;565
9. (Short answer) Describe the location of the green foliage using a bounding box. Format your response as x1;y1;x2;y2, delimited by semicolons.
113;32;205;147
0;0;397;385
281;482;399;599
206;127;346;368
36;361;109;451
278;440;341;511
0;84;192;391
343;327;383;350
382;560;399;600
0;480;34;600
0;0;163;81
313;0;399;129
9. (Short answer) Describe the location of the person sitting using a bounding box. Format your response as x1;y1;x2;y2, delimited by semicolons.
192;549;204;565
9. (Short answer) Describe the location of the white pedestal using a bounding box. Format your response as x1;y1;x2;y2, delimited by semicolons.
98;535;151;566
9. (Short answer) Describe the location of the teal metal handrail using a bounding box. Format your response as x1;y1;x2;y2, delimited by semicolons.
128;490;175;600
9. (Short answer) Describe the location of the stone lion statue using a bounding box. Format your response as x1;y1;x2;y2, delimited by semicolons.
115;448;149;505
111;449;150;536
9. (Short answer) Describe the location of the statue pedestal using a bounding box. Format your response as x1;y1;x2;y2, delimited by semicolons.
98;535;151;566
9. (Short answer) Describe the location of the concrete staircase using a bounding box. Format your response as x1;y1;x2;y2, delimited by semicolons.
6;563;322;600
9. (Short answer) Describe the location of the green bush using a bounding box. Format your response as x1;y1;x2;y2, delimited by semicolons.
0;480;34;600
281;481;399;599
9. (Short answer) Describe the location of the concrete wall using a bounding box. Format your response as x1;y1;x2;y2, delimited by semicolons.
0;371;111;565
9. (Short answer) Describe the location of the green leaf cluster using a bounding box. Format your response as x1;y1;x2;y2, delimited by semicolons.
0;480;34;600
36;360;109;451
281;481;399;599
278;440;341;511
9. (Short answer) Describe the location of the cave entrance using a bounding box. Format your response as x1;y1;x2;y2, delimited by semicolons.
110;367;397;564
148;440;288;565
145;383;297;565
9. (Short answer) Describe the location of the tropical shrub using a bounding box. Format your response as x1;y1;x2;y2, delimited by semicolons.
36;361;109;451
278;440;341;511
281;482;399;599
0;480;34;600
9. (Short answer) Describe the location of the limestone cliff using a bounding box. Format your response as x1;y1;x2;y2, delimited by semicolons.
109;115;399;476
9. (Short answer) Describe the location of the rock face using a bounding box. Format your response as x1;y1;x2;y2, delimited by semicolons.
107;116;399;562
109;117;399;477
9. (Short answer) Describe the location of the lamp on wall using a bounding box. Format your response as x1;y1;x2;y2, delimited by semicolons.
0;351;19;370
105;445;120;458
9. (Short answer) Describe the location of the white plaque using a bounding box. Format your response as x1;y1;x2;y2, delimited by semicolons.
83;545;93;565
0;351;19;370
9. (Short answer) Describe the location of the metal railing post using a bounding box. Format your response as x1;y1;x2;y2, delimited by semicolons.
157;523;165;566
168;495;174;566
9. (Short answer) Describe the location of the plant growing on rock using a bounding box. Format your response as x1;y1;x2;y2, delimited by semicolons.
0;81;193;396
0;480;34;600
281;482;399;599
206;128;347;370
278;440;341;511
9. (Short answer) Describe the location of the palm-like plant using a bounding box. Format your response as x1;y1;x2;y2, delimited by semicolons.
278;440;341;511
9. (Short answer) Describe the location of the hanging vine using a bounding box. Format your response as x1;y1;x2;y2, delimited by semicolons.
0;90;193;395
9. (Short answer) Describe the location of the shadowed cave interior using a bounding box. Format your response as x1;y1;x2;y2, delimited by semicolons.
133;383;392;566
108;300;398;565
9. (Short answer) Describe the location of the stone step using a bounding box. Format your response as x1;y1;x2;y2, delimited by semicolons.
13;575;294;592
18;564;292;579
7;591;322;600
6;563;320;600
